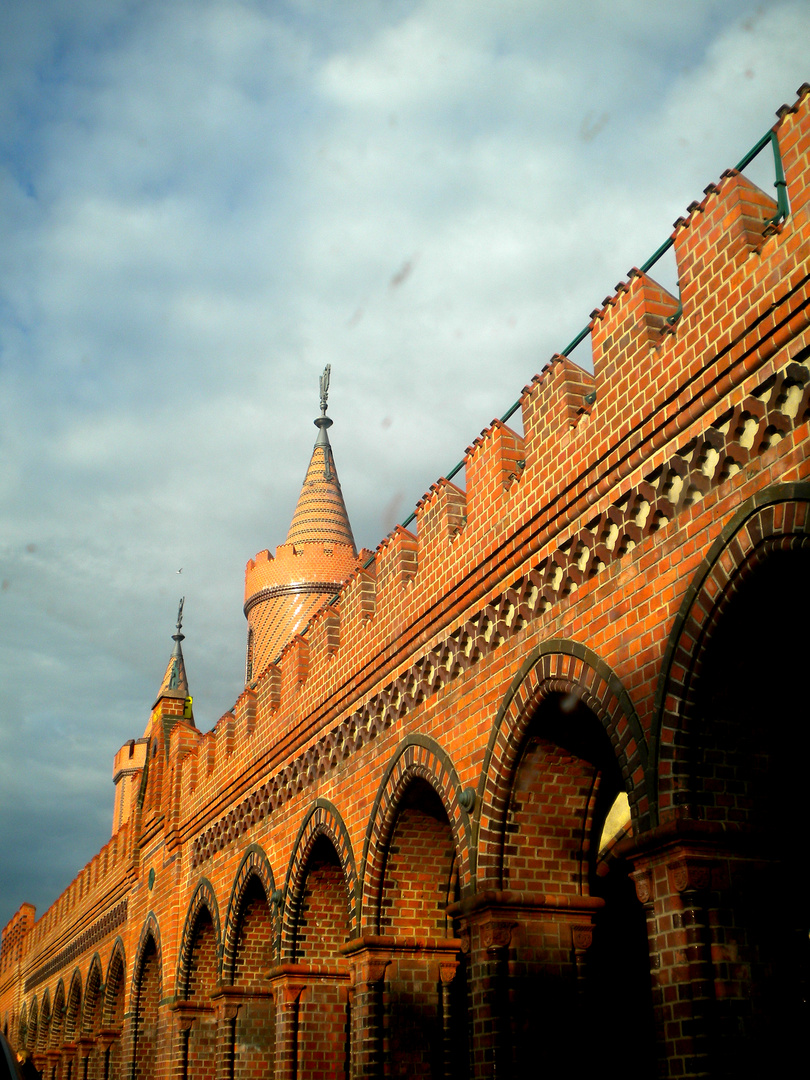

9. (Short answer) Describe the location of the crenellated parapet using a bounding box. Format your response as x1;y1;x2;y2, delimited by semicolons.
164;84;810;839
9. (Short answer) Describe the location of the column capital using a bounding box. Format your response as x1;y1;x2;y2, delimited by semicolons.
95;1028;121;1052
76;1036;96;1058
169;999;214;1032
668;857;713;894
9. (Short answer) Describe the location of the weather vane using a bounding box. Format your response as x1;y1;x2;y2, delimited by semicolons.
174;597;185;640
319;364;331;417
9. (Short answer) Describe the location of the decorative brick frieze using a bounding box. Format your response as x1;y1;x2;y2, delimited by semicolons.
24;902;128;994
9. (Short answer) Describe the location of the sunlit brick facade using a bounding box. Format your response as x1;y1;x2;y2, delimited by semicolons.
2;84;809;1080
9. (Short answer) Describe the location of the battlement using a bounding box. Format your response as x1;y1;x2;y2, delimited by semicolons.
139;83;810;843
4;822;135;986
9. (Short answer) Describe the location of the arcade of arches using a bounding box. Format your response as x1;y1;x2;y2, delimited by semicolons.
7;509;809;1078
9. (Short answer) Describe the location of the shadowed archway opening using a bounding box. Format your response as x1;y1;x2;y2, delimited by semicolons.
291;834;351;1080
231;875;275;1080
36;994;50;1055
104;948;126;1080
502;690;654;1077
26;999;37;1054
81;959;103;1080
132;937;161;1080
181;907;218;1079
690;545;810;1075
377;777;468;1080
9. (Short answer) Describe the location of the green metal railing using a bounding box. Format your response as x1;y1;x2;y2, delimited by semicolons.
280;125;787;609
392;124;789;534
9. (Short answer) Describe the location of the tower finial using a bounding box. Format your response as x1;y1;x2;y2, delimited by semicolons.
314;365;334;480
154;596;191;706
319;364;331;417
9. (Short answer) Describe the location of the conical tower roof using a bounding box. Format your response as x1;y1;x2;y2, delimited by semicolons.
155;597;189;701
244;365;361;681
286;416;356;550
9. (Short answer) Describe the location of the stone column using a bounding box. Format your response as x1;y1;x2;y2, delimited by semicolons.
268;975;306;1080
668;858;714;1077
338;941;392;1080
94;1028;120;1080
61;1044;77;1080
76;1037;95;1080
628;837;718;1079
169;1001;214;1080
208;988;249;1080
571;924;594;1000
450;891;603;1080
44;1049;61;1080
438;961;459;1080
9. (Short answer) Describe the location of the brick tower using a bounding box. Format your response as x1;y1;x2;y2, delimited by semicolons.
243;366;360;681
111;598;194;835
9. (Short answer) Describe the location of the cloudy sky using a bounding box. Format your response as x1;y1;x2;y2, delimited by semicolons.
0;0;807;931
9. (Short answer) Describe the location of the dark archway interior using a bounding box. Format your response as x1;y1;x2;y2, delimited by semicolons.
133;939;160;1080
694;545;810;1073
507;692;655;1077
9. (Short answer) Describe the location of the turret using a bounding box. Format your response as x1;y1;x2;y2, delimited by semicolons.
111;598;194;834
244;367;361;681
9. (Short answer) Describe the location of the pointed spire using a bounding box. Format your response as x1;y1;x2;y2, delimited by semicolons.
156;597;189;699
244;366;362;680
286;365;356;551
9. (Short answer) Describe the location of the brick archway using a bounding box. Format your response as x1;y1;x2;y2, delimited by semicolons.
49;979;65;1050
477;641;646;890
655;483;810;822
103;939;126;1027
221;845;277;982
64;968;82;1043
36;991;49;1053
25;998;37;1053
176;879;222;996
81;955;103;1036
359;735;472;934
17;1002;26;1052
131;917;161;998
131;918;163;1080
281;799;358;956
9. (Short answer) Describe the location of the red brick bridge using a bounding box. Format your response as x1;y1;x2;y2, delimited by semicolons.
2;85;810;1080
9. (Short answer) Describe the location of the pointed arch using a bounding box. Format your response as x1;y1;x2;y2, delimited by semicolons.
49;979;65;1049
176;878;222;996
652;482;810;1069
221;845;277;983
26;997;37;1052
476;641;646;890
81;954;104;1036
36;990;50;1053
64;968;82;1042
131;916;162;991
131;916;163;1080
17;1002;26;1051
359;735;472;933
653;482;810;823
281;799;357;958
103;938;127;1027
